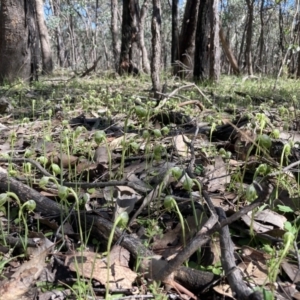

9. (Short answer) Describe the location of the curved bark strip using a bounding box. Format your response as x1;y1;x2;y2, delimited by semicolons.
219;26;240;75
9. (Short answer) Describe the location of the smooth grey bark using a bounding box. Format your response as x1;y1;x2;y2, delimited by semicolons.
219;27;239;75
111;0;120;72
151;0;161;99
139;0;151;74
209;0;220;81
35;0;53;74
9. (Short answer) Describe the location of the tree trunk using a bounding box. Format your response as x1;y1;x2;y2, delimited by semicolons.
68;3;77;70
111;0;120;72
56;28;64;67
171;0;179;66
258;0;265;73
119;0;140;75
0;0;38;84
238;20;247;69
139;0;151;74
51;0;65;67
209;0;220;81
178;0;200;77
193;0;209;81
151;0;161;99
219;27;239;75
245;0;254;75
35;0;53;74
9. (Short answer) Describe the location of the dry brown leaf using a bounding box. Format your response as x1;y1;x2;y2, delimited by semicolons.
153;209;207;259
281;260;300;283
254;209;286;229
0;142;11;152
279;131;300;143
123;160;147;176
75;161;98;174
65;250;137;289
113;190;137;221
0;236;53;300
279;282;299;299
206;156;230;192
241;213;273;233
126;173;151;192
109;245;130;267
34;138;56;153
152;222;182;256
172;135;190;157
52;153;78;167
241;246;271;261
213;283;234;298
93;146;110;164
109;133;137;151
244;261;268;285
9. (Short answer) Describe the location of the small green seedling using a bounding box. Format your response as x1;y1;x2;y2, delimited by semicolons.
164;195;186;247
105;212;129;299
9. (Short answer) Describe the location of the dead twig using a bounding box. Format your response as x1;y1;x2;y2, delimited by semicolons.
217;206;262;299
69;55;102;80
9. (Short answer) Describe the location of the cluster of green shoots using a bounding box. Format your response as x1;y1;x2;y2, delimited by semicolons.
0;192;36;249
162;167;202;248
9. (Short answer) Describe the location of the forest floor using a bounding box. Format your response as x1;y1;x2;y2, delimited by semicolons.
0;72;300;300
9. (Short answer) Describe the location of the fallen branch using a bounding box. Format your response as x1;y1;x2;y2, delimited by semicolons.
0;173;215;291
217;207;263;300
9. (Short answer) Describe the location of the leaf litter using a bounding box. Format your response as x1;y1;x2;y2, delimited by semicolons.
0;76;299;299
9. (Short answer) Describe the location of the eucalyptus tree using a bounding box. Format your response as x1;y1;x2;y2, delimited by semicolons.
193;0;220;82
36;0;53;74
209;0;220;81
151;0;162;98
139;0;151;74
245;0;255;75
0;0;38;83
119;0;140;74
171;0;179;68
111;0;120;72
177;0;200;77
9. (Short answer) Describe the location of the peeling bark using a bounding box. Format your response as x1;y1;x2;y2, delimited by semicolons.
151;0;162;99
